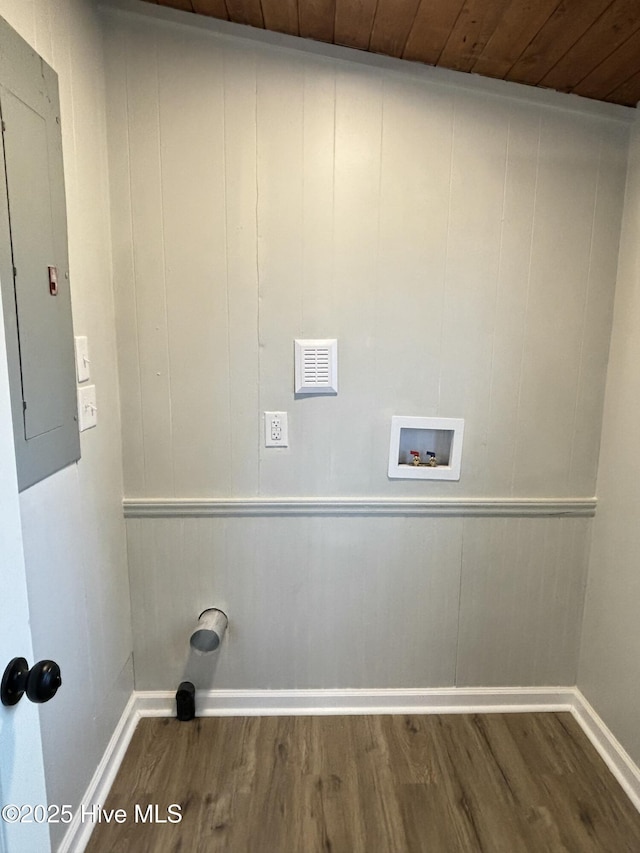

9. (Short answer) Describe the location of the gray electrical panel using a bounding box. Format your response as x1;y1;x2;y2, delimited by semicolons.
0;16;80;490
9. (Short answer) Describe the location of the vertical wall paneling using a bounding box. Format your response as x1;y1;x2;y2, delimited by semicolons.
483;105;540;496
107;13;627;501
126;21;174;496
329;64;383;494
438;91;509;495
223;44;261;496
512;111;602;496
300;59;337;326
298;58;338;494
104;7;631;696
134;516;190;680
456;516;591;686
578;116;640;767
256;50;305;495
374;76;452;439
107;19;145;495
126;509;594;691
568;121;628;496
126;514;464;691
158;25;231;496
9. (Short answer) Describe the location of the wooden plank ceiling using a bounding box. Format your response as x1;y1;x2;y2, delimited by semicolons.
145;0;640;107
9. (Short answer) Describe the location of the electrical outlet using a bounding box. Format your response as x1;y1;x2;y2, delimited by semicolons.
265;411;288;447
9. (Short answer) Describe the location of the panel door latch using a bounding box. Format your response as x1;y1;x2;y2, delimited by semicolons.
48;265;58;295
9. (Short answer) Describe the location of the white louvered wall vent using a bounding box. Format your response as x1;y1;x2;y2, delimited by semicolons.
294;339;338;395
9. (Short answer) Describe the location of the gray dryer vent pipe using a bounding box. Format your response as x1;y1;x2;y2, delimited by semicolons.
189;608;228;655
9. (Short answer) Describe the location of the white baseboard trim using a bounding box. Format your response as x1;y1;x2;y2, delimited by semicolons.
58;693;140;853
62;685;640;851
570;690;640;813
135;685;577;717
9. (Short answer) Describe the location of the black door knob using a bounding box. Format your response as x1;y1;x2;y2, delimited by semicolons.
26;660;62;704
1;657;62;706
1;657;29;706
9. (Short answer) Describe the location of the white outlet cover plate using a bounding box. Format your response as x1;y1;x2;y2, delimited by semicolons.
264;411;288;447
78;385;97;431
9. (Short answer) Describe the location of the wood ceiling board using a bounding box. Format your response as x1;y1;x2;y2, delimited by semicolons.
334;0;378;49
369;0;422;58
225;0;264;28
262;0;300;36
156;0;195;11
541;0;640;92
506;0;613;86
605;67;640;105
471;0;562;79
138;0;640;106
438;0;514;73
403;0;466;64
192;0;229;16
571;28;640;100
299;0;336;42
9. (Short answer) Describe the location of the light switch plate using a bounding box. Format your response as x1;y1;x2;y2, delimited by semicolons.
74;336;90;383
78;385;97;431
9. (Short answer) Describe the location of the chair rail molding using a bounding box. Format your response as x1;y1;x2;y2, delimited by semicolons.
123;496;597;519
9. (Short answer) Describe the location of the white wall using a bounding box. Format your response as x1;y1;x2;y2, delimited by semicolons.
0;0;636;836
578;115;640;765
107;8;629;503
105;5;630;694
126;513;591;691
0;1;133;848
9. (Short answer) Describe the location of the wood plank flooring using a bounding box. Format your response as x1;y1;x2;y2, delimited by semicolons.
85;713;640;852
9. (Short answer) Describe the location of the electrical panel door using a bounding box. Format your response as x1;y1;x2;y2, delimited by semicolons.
0;18;80;490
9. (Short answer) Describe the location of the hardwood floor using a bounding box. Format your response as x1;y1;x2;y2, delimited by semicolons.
85;712;640;852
